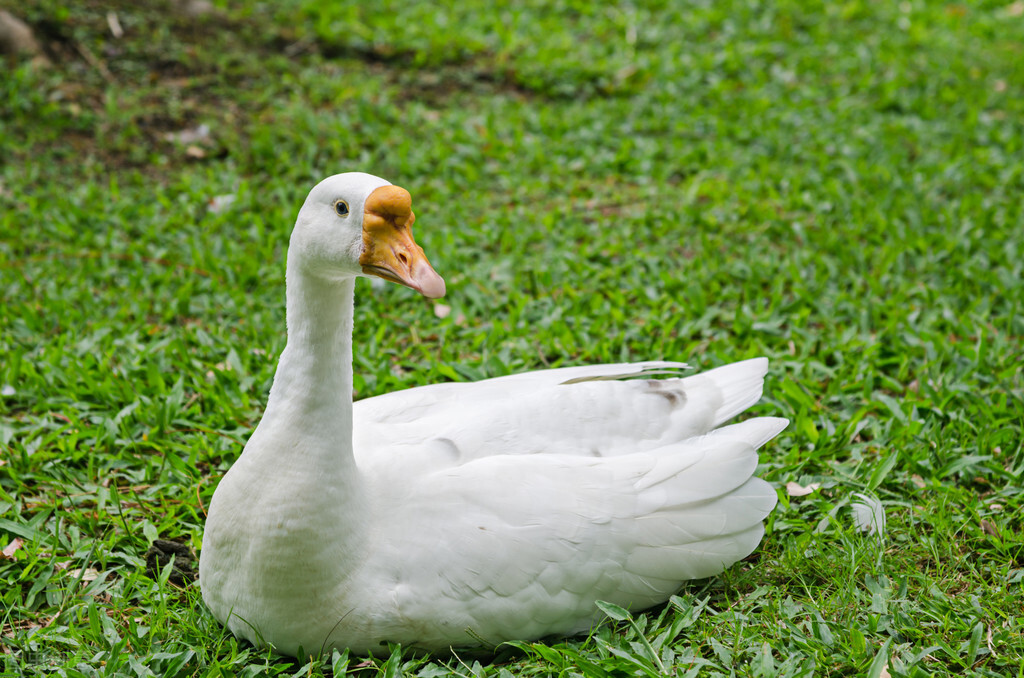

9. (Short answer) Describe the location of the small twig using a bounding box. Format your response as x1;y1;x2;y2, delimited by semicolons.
108;481;143;550
73;40;115;83
283;35;316;57
195;482;206;518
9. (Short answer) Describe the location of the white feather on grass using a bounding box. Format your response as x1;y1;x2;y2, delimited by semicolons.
851;493;886;539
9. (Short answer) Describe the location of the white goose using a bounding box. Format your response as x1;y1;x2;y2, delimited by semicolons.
199;172;787;657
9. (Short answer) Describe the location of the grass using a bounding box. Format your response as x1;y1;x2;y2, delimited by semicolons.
1;0;1022;675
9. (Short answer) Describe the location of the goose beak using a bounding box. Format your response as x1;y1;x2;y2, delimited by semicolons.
359;185;446;299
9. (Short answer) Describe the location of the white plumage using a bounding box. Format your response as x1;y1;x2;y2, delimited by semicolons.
199;172;787;657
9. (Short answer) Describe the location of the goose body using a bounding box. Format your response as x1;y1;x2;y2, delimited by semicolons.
199;173;786;656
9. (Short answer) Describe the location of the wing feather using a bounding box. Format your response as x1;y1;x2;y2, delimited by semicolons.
365;412;785;642
353;359;773;469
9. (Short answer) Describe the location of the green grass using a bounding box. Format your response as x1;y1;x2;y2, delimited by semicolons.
2;0;1023;675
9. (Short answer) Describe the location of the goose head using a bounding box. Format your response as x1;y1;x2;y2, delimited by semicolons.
289;172;446;298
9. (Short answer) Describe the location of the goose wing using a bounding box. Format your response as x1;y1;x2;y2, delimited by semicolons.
353;358;773;471
356;416;786;650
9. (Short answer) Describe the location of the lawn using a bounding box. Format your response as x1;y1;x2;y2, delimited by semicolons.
1;0;1022;675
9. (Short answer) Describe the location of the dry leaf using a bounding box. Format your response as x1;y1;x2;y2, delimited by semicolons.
1;538;24;560
433;303;452;319
910;475;926;488
106;11;124;38
185;145;206;159
1004;1;1024;17
980;519;999;537
177;0;215;17
207;194;236;213
786;481;821;497
165;123;211;145
0;10;43;57
68;567;101;582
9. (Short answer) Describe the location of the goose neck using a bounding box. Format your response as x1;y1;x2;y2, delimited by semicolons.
260;264;357;461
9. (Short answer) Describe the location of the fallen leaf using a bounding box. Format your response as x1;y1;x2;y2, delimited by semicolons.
433;303;452;319
165;123;211;145
185;145;206;159
0;10;44;58
106;11;124;38
910;475;926;488
178;0;215;17
786;481;821;497
207;194;236;213
980;519;999;537
1003;1;1024;17
1;538;23;560
68;567;101;582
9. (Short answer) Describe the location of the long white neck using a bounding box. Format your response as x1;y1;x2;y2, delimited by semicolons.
255;257;357;476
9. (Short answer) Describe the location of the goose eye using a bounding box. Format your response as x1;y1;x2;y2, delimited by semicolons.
334;200;350;217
